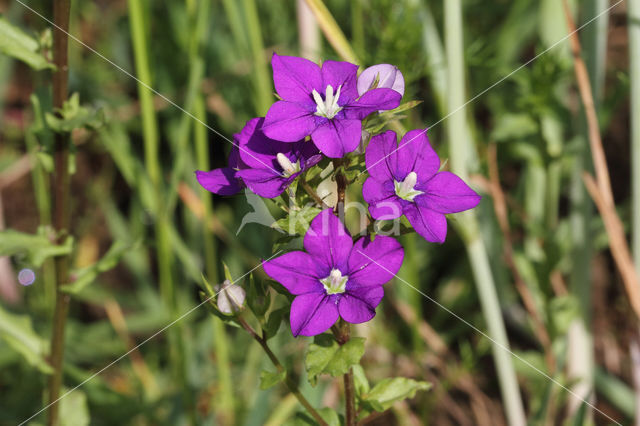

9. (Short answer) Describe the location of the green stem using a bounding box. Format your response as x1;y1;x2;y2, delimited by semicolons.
128;0;184;402
443;1;526;425
630;0;640;273
189;2;235;419
567;0;609;416
25;131;56;312
242;0;272;115
350;0;364;59
47;1;72;425
237;318;328;426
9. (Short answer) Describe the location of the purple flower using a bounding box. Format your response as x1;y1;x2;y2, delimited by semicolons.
263;209;404;337
262;54;402;158
235;117;322;198
357;64;405;97
195;143;246;196
363;130;481;243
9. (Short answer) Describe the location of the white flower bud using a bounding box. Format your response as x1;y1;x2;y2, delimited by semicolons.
215;280;246;314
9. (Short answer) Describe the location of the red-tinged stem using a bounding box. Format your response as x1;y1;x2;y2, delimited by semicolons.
48;1;72;425
331;159;356;426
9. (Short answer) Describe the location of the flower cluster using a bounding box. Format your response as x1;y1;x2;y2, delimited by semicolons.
196;55;481;337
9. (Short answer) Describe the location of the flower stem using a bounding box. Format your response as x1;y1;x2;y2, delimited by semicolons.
47;1;72;425
334;319;356;426
331;161;356;425
236;317;328;426
301;178;329;209
332;159;346;216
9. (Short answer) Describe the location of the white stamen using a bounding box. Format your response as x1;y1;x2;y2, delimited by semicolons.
394;171;424;201
313;84;344;119
320;268;348;295
276;153;300;177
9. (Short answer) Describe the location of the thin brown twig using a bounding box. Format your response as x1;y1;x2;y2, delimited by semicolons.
48;1;72;424
583;174;640;316
563;0;640;320
487;144;555;371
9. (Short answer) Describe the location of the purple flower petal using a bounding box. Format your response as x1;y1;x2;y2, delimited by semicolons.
364;130;398;183
347;236;404;286
195;168;243;196
263;101;316;142
338;286;384;324
290;293;339;336
304;209;353;271
236;168;292;198
321;60;359;104
395;129;440;182
345;88;401;119
311;119;361;158
263;251;325;295
417;171;481;213
271;53;322;103
403;204;447;243
362;178;402;220
227;143;245;170
238;117;310;169
357;64;405;97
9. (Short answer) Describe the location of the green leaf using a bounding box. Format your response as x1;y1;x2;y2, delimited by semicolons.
0;17;54;70
45;93;104;133
305;334;365;386
362;377;431;412
0;227;73;267
62;240;138;294
549;295;580;336
491;113;538;142
352;364;370;396
264;306;288;340
259;368;286;390
0;305;53;373
59;389;90;426
222;262;234;282
247;274;271;319
276;205;321;236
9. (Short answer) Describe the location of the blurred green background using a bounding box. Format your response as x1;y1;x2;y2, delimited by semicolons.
0;0;638;424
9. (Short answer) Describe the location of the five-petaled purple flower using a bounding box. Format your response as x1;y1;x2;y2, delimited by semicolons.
236;117;322;198
263;209;404;337
262;54;402;158
363;130;481;243
195;142;246;196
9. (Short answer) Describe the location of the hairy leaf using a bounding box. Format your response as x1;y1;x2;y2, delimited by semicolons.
305;334;365;386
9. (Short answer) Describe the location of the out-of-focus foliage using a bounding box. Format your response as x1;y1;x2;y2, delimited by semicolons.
0;0;636;424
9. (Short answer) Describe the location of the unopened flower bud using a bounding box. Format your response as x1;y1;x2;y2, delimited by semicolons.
357;64;405;97
216;280;246;314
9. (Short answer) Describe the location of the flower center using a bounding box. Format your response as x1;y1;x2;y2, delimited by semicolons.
394;171;424;201
312;85;343;119
276;152;301;177
320;268;348;295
